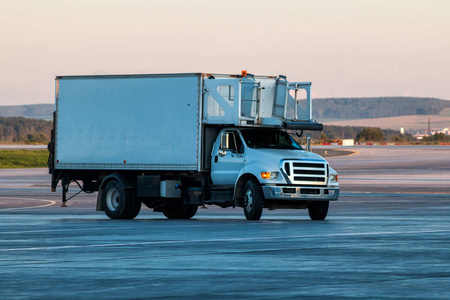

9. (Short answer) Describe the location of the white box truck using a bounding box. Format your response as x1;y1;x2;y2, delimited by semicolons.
48;72;339;220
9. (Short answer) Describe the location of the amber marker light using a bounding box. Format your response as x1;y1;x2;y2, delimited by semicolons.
241;70;248;77
261;172;278;179
261;172;271;179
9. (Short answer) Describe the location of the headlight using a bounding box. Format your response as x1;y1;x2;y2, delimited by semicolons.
330;174;338;182
261;172;279;179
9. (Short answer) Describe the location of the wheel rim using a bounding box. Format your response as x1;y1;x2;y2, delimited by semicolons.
244;189;253;213
106;187;120;211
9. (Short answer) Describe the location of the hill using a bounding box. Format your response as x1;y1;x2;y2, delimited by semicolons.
312;97;450;120
0;104;54;120
2;97;450;121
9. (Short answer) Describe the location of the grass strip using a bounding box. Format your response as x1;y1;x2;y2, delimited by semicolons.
0;150;48;168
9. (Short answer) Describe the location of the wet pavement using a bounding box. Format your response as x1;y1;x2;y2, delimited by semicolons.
0;146;449;299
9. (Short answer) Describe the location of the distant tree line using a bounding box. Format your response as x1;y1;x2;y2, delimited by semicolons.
0;116;445;145
304;125;414;142
312;97;450;119
0;117;52;143
421;132;450;144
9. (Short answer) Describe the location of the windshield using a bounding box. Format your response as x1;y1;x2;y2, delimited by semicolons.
240;129;302;150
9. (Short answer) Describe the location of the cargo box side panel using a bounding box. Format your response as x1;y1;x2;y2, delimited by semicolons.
55;75;200;170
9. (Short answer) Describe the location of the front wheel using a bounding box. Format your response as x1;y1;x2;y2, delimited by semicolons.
243;179;264;221
101;180;141;219
308;201;329;220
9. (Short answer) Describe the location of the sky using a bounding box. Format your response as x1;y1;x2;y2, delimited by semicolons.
0;0;449;105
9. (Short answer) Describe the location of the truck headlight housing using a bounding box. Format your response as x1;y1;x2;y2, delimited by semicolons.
261;172;279;180
330;174;338;182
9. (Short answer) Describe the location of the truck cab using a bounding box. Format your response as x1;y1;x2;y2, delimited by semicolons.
211;128;339;220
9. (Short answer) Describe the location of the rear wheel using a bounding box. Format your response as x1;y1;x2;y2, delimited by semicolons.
163;201;198;219
243;179;264;221
101;180;141;219
308;201;329;220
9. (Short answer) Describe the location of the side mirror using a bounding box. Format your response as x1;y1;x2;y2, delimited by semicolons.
220;132;230;150
218;132;230;157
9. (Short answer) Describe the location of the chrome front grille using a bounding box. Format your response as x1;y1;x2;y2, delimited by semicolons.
281;160;328;185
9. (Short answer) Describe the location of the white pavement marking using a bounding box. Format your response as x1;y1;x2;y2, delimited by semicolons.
1;229;449;252
0;197;56;211
0;224;239;234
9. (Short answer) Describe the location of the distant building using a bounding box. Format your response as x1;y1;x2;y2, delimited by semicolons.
415;128;450;138
439;128;449;135
342;139;354;146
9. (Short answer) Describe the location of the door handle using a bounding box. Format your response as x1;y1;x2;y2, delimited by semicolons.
214;156;218;163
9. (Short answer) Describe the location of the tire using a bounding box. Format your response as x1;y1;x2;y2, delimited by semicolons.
101;180;141;219
243;179;264;221
163;202;198;219
308;201;329;220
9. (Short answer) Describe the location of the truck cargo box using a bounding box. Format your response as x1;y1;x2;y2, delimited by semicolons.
55;74;202;171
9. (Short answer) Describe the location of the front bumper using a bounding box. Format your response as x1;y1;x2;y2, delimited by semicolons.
262;186;339;201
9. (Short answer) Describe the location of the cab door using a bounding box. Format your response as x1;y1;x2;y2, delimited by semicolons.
211;130;245;186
